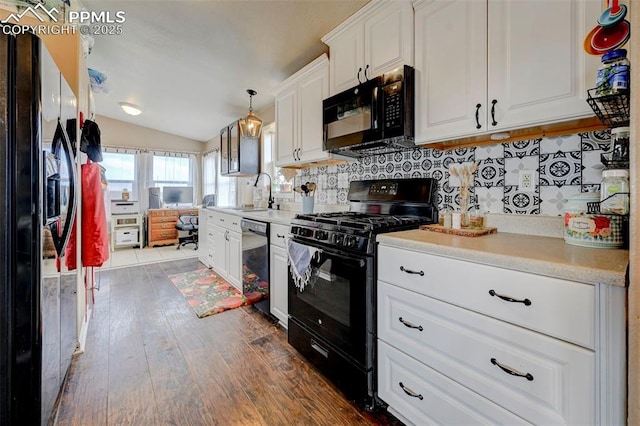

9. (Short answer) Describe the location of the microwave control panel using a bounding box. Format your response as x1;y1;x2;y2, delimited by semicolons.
383;81;403;130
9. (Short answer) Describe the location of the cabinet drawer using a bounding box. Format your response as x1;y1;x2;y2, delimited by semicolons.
149;229;177;241
215;212;241;232
378;340;528;426
377;245;595;348
115;229;139;244
150;221;176;230
270;223;289;249
149;209;177;218
378;281;595;425
149;215;178;223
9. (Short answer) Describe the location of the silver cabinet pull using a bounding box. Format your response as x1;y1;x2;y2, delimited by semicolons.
490;358;534;381
399;382;423;400
400;266;424;276
399;317;423;331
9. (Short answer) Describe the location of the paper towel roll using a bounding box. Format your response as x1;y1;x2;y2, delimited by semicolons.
241;182;254;206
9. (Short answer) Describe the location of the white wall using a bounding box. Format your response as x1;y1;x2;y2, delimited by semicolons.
95;115;205;152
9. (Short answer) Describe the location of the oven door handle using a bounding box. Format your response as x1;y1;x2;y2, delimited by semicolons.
312;249;366;268
244;227;267;237
310;339;329;358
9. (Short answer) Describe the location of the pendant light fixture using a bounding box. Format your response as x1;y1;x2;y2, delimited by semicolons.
239;89;262;139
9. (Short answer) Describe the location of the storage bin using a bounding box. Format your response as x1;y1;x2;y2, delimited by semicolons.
115;228;139;244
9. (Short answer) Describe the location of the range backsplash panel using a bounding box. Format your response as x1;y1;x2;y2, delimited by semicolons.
295;130;612;216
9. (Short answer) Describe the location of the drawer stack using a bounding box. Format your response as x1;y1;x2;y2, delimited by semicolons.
147;208;198;248
376;244;623;425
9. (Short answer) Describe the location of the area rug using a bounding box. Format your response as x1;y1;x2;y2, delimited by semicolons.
168;266;268;318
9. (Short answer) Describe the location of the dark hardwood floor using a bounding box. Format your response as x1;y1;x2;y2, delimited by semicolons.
55;259;401;425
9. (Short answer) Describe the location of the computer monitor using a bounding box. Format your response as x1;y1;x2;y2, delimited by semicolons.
162;186;194;206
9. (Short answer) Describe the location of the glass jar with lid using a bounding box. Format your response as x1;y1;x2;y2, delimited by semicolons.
610;126;630;163
595;49;630;97
600;169;629;215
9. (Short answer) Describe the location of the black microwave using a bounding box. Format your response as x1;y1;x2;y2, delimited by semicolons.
323;65;414;158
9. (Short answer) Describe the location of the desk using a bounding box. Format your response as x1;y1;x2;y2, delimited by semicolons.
147;208;198;248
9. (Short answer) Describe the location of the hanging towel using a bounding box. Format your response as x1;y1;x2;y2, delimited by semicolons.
287;239;321;292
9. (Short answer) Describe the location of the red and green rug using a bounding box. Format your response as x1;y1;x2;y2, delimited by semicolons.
169;266;268;318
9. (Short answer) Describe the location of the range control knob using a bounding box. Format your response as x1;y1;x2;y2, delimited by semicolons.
315;230;328;240
344;235;358;248
332;234;344;245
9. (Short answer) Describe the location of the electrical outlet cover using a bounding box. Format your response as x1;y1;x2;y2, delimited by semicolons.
518;170;535;191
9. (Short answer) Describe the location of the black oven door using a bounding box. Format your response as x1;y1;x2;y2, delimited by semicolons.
288;245;374;368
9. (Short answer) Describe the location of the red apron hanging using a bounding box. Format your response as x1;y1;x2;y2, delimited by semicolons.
65;160;110;269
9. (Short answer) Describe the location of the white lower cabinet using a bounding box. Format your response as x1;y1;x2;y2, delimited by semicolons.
200;211;242;291
378;340;528;425
269;223;289;328
197;209;211;266
378;281;594;425
377;243;626;425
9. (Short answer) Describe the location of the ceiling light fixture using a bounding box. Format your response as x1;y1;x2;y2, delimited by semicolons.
239;89;262;139
119;102;142;116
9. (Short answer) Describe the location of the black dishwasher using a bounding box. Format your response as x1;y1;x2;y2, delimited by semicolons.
241;218;270;315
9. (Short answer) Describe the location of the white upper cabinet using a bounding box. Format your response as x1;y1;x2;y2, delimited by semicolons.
414;0;600;145
274;54;330;167
323;0;414;96
414;0;487;143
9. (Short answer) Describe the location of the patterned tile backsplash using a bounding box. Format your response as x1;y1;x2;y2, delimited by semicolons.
295;130;613;216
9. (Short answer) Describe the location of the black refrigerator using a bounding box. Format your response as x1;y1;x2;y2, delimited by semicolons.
0;30;78;425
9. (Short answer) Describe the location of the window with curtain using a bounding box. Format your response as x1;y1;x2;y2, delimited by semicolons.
216;152;237;207
152;153;195;202
102;150;137;199
202;151;217;197
263;123;294;198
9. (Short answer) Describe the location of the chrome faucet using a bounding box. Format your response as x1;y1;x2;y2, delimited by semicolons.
253;172;274;209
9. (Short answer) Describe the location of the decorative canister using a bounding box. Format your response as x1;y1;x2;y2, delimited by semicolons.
563;192;624;248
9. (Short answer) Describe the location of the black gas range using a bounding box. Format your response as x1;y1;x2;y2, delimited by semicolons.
291;212;433;255
287;178;438;409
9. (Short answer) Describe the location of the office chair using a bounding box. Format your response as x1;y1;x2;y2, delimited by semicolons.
175;214;198;250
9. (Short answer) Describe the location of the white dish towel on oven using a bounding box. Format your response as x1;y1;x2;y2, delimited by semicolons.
287;239;321;292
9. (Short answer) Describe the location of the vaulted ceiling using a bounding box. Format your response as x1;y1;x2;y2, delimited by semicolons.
82;0;368;142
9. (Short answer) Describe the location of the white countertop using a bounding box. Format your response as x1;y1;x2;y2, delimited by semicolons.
377;230;629;288
203;207;298;226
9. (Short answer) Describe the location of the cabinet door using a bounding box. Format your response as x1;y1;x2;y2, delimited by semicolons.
487;0;599;130
214;226;227;276
328;22;364;95
228;121;240;174
269;244;288;328
227;231;242;291
298;61;330;163
364;1;414;79
220;127;229;175
414;0;487;144
275;84;297;167
197;210;208;265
